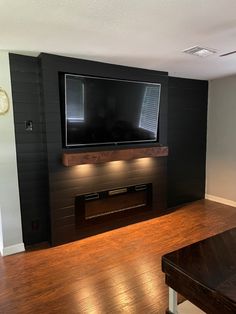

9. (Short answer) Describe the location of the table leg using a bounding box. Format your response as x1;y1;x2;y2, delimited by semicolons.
168;287;178;314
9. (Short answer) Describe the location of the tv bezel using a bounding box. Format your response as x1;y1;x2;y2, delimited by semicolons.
62;73;161;148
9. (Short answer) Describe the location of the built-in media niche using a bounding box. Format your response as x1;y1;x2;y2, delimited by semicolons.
39;53;168;245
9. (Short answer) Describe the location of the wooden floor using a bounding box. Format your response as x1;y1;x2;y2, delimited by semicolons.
0;200;236;314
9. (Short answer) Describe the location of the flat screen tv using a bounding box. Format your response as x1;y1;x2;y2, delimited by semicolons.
60;73;161;147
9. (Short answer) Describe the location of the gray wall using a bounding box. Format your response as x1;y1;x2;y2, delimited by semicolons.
0;52;24;256
206;75;236;205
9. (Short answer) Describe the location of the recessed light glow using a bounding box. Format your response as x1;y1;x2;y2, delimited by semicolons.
136;157;153;166
73;163;95;175
108;160;125;170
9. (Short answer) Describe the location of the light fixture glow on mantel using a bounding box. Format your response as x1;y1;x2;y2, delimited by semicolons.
107;160;125;171
183;46;217;57
74;164;95;175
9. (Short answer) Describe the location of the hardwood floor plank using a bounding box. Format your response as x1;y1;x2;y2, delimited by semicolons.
0;200;235;313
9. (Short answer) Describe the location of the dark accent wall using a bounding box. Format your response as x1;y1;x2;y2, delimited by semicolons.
167;77;208;207
40;53;168;245
10;53;208;246
10;54;49;245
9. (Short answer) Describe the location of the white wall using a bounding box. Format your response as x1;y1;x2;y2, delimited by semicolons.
0;51;25;256
206;75;236;207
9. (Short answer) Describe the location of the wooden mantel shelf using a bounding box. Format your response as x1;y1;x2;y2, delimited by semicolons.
62;146;168;166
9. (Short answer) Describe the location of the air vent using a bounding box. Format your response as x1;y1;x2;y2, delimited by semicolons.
183;46;217;57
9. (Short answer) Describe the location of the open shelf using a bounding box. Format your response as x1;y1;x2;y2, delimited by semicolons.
62;145;168;166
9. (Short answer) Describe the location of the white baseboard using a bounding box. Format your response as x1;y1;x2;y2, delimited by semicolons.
205;194;236;208
0;242;25;256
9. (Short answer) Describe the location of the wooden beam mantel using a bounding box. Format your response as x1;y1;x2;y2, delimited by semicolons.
62;146;168;166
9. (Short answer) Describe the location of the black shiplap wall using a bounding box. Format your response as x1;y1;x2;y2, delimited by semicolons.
10;54;49;245
10;53;208;245
40;53;168;245
167;77;208;208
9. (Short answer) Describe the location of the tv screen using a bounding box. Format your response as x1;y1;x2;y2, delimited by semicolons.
61;74;161;147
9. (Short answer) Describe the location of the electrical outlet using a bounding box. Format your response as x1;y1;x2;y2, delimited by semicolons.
31;219;40;231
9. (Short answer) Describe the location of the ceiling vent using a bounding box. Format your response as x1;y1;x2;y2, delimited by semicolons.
183;46;217;57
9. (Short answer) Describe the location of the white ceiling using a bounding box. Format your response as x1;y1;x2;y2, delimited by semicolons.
1;0;236;80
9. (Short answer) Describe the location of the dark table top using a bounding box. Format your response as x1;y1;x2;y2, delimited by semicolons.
162;227;236;313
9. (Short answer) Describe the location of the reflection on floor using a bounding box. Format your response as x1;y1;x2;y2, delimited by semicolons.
0;199;235;313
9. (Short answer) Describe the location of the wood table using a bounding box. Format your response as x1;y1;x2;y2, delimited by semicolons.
162;227;236;314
